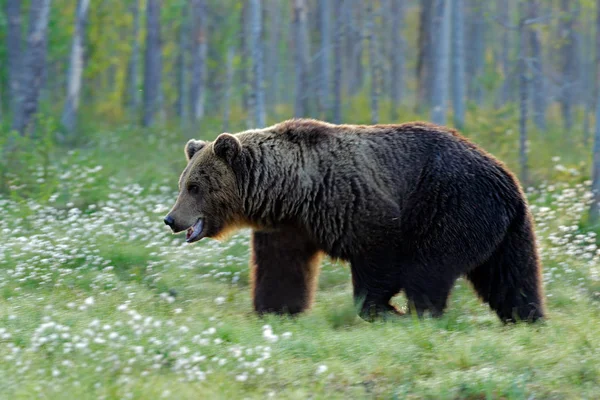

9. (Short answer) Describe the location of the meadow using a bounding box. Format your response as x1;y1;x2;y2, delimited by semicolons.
0;117;599;399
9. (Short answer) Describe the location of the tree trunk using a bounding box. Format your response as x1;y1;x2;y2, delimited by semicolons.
175;3;190;122
249;0;265;127
222;47;234;133
390;0;405;120
12;0;52;135
528;0;546;131
559;0;578;133
6;0;22;116
190;0;207;124
518;4;529;186
590;0;600;224
348;2;364;96
319;0;331;117
451;0;465;128
366;2;380;124
417;0;434;112
266;0;281;107
240;2;250;118
125;0;141;113
431;0;451;125
466;0;486;104
61;0;91;133
142;0;162;127
497;0;512;106
293;0;309;118
333;0;344;124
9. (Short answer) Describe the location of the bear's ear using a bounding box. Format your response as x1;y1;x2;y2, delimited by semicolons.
213;133;241;164
185;139;207;161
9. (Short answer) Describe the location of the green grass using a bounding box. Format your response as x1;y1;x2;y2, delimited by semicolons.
1;109;599;398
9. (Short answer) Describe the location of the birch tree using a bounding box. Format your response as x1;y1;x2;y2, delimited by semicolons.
390;0;405;120
190;0;207;123
498;0;512;106
61;0;91;133
559;0;578;132
266;0;281;107
12;0;52;135
222;47;234;132
6;0;22;115
249;0;265;127
590;0;600;224
240;2;250;117
451;0;466;128
466;0;486;104
417;0;434;111
528;0;546;130
431;0;451;125
293;0;309;118
126;0;141;112
518;3;529;186
319;0;331;117
142;0;162;127
333;0;344;124
175;3;190;121
366;2;380;124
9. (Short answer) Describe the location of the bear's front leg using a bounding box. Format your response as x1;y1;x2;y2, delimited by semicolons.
250;228;322;315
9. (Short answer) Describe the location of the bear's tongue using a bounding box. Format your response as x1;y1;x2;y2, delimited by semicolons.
186;218;204;243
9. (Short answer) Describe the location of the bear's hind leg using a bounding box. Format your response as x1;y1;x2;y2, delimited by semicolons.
466;212;545;323
251;228;322;315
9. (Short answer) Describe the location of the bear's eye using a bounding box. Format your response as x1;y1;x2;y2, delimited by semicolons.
188;184;199;195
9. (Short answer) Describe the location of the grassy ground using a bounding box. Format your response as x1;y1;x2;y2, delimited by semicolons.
0;121;599;399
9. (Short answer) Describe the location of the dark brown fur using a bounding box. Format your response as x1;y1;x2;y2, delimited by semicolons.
166;119;545;323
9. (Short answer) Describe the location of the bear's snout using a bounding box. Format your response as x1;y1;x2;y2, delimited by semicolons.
164;215;175;230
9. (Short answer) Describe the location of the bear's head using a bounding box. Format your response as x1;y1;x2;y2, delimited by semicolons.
164;133;244;243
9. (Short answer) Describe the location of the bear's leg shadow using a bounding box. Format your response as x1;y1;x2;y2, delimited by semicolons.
350;252;404;321
466;212;545;323
251;228;322;315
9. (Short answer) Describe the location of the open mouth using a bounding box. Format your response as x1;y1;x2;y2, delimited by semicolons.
185;218;205;243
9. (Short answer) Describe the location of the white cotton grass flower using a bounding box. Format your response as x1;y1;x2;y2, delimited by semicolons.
316;365;328;375
214;296;226;305
262;325;278;343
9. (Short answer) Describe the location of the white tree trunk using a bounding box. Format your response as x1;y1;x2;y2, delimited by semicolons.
176;3;190;122
451;0;465;128
366;2;380;124
319;0;331;116
249;0;265;127
591;92;600;224
190;0;207;123
12;0;52;135
528;0;546;131
293;0;309;118
333;0;344;124
518;4;529;186
589;0;600;224
61;0;91;133
431;0;451;125
222;47;234;133
142;0;162;127
126;0;141;112
6;0;22;115
390;0;405;120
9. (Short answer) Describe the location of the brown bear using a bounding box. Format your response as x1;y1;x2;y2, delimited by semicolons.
164;119;545;323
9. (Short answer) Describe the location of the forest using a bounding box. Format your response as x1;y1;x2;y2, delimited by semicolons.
0;0;600;398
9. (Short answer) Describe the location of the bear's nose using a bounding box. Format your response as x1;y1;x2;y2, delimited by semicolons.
164;215;175;227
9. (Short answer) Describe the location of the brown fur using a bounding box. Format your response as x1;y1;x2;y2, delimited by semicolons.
166;119;545;323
